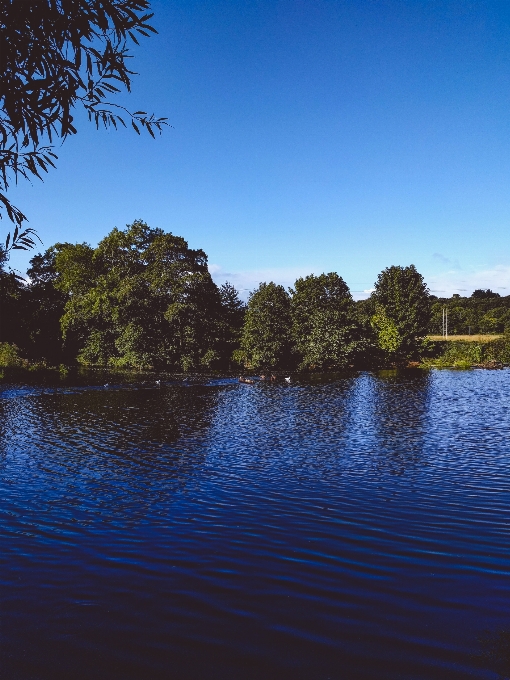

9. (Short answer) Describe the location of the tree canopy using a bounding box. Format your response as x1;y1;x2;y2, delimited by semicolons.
471;289;500;299
370;264;431;362
429;293;510;335
291;273;359;370
236;282;292;370
0;0;166;232
24;247;72;363
54;220;226;370
6;241;468;372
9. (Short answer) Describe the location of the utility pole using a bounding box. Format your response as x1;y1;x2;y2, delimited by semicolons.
442;306;448;338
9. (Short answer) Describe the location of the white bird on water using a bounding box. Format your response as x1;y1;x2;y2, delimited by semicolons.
285;377;291;383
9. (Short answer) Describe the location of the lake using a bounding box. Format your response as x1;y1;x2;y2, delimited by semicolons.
1;369;509;679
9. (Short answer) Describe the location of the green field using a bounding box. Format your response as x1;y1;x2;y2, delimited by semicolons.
428;334;502;343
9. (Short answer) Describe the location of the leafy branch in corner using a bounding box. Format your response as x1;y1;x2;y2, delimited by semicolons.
0;0;169;248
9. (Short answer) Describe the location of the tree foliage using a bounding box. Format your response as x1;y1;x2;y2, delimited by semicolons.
429;294;510;335
471;289;500;299
217;282;245;365
0;0;167;228
237;282;292;370
291;273;359;370
0;266;26;347
0;341;23;367
25;247;73;363
53;220;224;370
370;264;431;362
1;246;446;372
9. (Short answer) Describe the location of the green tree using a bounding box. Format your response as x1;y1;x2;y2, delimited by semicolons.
1;0;166;235
236;282;292;370
291;272;359;370
217;282;245;368
472;289;500;299
24;248;73;363
0;341;23;368
429;301;470;335
371;264;431;363
54;220;224;370
0;265;26;348
479;308;508;334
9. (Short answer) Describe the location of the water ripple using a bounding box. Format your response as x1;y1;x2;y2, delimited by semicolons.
0;370;509;679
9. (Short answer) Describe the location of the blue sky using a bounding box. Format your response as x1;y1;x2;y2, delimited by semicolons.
7;0;510;298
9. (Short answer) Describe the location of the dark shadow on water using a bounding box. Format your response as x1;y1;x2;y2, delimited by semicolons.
475;627;510;680
0;384;226;526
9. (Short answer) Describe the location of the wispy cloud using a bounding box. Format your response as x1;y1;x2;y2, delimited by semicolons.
427;265;510;296
433;252;452;265
208;264;318;298
209;265;378;301
209;263;510;301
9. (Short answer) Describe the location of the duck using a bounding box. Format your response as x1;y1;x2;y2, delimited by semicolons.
285;377;291;383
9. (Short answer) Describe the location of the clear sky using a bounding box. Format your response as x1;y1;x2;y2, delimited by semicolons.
7;0;510;298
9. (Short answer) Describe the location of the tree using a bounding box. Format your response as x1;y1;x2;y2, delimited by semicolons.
24;248;73;363
479;308;509;334
370;264;431;363
0;265;26;347
0;235;47;359
291;272;359;370
236;282;292;370
471;289;500;299
0;0;167;234
217;282;245;368
54;220;224;370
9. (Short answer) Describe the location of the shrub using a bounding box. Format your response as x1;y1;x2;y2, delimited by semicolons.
0;343;23;367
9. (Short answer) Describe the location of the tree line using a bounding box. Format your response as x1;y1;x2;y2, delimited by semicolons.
2;220;437;371
429;291;510;335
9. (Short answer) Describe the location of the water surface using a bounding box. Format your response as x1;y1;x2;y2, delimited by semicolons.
1;370;509;679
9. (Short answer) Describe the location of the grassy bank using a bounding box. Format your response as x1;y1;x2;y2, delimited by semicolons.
422;336;510;368
3;339;509;381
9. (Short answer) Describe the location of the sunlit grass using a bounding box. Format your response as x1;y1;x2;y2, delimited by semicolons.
428;334;502;343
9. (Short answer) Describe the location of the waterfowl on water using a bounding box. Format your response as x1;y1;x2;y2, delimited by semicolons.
285;377;291;383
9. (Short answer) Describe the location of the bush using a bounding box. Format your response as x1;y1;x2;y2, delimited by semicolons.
484;336;510;364
0;343;23;367
421;337;510;367
421;341;482;368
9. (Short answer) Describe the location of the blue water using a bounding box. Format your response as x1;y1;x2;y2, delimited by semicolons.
1;370;509;679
